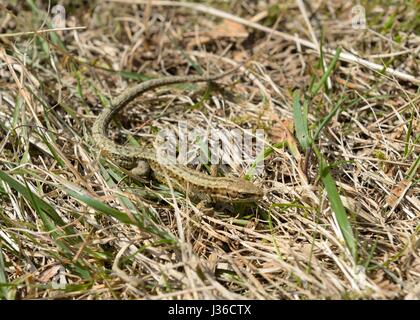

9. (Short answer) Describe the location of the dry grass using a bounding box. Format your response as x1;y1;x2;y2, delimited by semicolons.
0;0;419;299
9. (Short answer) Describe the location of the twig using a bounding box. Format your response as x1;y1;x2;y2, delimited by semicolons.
0;26;86;38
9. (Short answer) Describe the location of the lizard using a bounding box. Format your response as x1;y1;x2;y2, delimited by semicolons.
92;67;264;203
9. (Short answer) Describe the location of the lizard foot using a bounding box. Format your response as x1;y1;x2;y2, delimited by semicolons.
130;160;151;178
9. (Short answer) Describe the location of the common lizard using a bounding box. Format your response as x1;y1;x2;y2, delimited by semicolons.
92;68;264;203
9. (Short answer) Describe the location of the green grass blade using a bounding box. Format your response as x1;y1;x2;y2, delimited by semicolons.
64;185;176;242
65;188;136;225
406;156;419;180
0;247;12;300
317;152;357;259
311;47;342;96
0;171;81;259
293;90;311;150
0;171;74;235
404;110;414;158
313;97;345;142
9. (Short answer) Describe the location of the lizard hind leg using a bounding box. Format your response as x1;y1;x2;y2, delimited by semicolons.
130;160;151;178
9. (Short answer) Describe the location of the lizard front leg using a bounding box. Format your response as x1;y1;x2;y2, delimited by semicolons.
130;160;151;179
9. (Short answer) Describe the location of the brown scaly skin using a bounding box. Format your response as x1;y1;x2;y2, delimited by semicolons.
92;68;264;203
